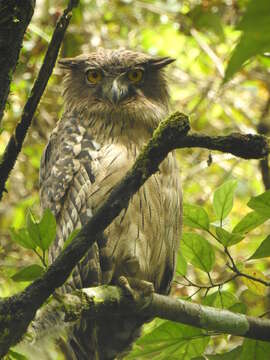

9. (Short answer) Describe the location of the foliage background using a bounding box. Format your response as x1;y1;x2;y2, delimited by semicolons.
1;0;270;358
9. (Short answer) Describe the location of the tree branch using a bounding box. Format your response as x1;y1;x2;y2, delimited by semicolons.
1;111;270;356
224;247;270;287
0;112;190;357
0;0;35;125
27;286;270;346
0;0;79;201
179;132;269;159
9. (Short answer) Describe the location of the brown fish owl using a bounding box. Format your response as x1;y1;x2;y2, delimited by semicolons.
39;48;182;359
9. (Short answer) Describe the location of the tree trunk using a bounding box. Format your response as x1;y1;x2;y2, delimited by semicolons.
0;0;35;124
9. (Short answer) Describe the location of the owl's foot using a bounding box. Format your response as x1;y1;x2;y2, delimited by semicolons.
118;275;135;298
118;276;154;309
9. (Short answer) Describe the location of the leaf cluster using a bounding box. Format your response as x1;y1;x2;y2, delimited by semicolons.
129;180;270;359
9;209;55;281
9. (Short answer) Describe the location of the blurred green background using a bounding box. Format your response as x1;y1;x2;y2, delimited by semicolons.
1;0;270;358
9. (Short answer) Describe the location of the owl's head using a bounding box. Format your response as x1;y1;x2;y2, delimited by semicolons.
59;48;174;142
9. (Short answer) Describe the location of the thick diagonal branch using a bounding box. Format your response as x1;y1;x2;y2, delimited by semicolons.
1;111;270;356
0;112;190;357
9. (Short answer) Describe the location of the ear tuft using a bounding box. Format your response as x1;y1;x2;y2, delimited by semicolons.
148;57;175;70
58;58;83;70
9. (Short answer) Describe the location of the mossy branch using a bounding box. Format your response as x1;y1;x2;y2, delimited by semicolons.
26;286;270;347
1;111;270;356
0;112;190;357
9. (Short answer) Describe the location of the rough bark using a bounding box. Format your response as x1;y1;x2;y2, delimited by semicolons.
0;0;35;125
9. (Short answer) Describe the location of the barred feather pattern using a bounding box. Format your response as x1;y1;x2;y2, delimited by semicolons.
39;48;182;359
40;116;182;358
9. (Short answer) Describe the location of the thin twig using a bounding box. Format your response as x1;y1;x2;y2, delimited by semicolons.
178;273;239;291
225;247;270;287
187;287;202;300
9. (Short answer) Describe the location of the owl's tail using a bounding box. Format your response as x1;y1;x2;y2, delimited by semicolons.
68;314;144;360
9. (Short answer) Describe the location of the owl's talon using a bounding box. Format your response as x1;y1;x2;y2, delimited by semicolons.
118;276;154;309
118;275;136;299
128;277;154;297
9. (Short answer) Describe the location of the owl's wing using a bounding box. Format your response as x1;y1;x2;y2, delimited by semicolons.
40;110;108;290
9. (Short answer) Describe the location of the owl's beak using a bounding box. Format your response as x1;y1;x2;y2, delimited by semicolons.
107;79;129;105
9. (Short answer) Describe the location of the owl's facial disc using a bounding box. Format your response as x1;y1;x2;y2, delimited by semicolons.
85;67;144;106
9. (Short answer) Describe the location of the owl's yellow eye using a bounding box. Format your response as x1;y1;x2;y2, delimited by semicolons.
86;69;102;84
127;69;143;83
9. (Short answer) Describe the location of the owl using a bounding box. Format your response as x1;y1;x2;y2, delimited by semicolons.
39;48;182;359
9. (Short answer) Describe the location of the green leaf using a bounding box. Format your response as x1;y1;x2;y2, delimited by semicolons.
249;235;270;260
233;211;268;234
11;264;45;282
224;34;270;82
239;338;270;360
183;203;209;231
202;291;241;310
241;268;267;296
38;209;56;250
247;189;270;217
176;250;187;276
224;0;270;82
126;321;209;359
9;228;36;250
63;228;81;250
229;302;247;314
237;0;270;32
215;227;244;247
26;209;56;251
181;233;215;273
26;211;42;248
213;180;237;224
7;349;28;360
